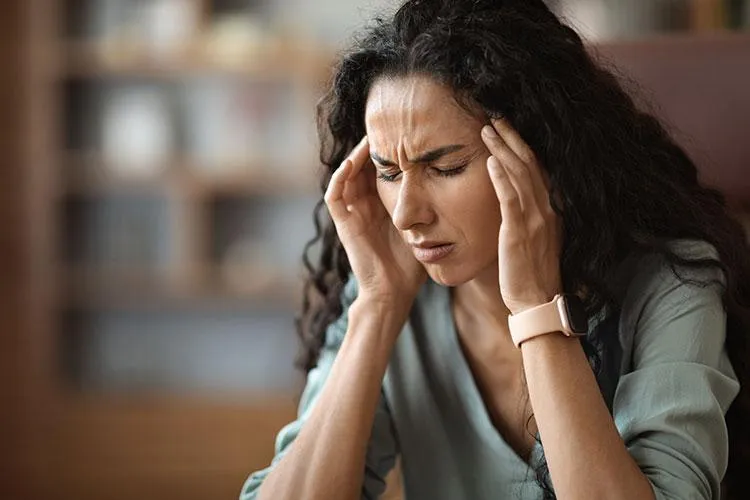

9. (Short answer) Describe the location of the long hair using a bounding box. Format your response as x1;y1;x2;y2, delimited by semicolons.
295;0;750;497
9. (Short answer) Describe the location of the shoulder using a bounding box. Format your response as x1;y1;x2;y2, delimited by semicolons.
618;239;727;368
620;239;723;314
607;241;739;500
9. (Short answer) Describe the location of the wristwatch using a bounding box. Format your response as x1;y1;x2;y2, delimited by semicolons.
508;294;588;348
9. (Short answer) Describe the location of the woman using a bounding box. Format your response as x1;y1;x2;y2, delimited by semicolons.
242;1;750;498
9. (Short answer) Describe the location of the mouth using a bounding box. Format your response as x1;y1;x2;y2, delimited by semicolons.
410;242;455;263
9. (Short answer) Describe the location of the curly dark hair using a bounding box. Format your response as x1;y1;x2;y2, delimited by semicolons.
294;0;750;497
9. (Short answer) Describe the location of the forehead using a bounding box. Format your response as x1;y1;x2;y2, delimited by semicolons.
364;76;483;149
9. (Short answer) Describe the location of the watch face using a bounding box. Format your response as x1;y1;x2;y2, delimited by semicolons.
562;294;588;335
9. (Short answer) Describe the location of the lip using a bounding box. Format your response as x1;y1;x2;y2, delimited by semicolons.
410;242;455;263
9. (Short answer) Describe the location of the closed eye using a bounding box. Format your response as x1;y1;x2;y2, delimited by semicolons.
376;163;469;182
433;163;468;177
376;170;400;182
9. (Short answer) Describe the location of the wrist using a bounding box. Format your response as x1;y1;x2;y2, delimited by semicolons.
510;292;559;316
354;291;412;316
509;293;588;348
349;296;410;340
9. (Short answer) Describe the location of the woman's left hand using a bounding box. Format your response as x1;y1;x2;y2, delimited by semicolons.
481;118;563;315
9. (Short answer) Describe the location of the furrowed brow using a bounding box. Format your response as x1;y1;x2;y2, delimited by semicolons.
370;144;466;166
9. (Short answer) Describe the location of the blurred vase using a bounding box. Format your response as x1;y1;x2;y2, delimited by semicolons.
101;85;175;176
140;0;201;59
203;13;268;65
181;78;269;174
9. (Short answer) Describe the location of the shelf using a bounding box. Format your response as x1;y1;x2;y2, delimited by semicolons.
47;393;298;500
63;265;303;310
186;166;321;198
61;40;336;84
63;167;180;196
61;32;750;83
61;153;321;198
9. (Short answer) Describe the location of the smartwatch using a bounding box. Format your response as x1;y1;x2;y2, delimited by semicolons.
508;294;588;348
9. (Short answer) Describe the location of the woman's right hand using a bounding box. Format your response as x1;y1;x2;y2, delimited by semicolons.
325;136;426;307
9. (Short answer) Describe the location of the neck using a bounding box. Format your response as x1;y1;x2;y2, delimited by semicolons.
451;260;520;362
452;261;512;336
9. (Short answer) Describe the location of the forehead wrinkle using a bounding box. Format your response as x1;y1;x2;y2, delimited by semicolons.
396;80;425;165
365;76;483;167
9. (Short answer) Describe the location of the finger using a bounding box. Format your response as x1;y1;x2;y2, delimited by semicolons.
325;159;353;221
491;118;536;165
348;135;370;178
491;118;553;213
482;125;537;214
344;136;371;202
342;174;358;207
329;136;368;208
363;161;379;194
351;157;375;199
487;155;524;235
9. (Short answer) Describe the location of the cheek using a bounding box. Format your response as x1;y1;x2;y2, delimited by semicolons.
375;182;397;216
454;175;501;243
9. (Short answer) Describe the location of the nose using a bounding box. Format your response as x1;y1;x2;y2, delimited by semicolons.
391;174;435;231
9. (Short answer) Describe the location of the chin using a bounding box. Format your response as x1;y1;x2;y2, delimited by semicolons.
423;252;498;288
424;263;477;288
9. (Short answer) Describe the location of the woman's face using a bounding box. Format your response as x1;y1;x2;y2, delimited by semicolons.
365;75;501;287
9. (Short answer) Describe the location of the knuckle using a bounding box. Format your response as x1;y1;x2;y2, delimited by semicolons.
504;192;521;206
519;147;536;164
529;217;546;234
495;147;513;162
514;164;531;180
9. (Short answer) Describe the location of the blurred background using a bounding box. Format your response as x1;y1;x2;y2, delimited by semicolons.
1;1;749;499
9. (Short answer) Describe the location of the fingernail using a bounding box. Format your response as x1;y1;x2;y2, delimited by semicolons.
482;125;497;139
487;156;501;173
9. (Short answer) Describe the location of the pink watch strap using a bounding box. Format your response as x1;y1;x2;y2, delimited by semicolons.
508;295;567;348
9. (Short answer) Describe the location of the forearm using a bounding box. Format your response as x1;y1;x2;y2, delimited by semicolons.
521;334;655;500
257;299;407;500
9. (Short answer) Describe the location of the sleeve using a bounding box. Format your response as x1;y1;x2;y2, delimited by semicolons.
613;251;741;500
240;276;400;500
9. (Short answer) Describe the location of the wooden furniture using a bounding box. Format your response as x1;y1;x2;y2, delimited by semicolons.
3;1;748;499
7;1;335;499
0;2;35;498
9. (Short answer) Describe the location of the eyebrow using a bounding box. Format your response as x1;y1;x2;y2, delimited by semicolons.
370;144;466;167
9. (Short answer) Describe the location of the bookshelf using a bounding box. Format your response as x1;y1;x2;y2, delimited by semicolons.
62;40;333;82
42;1;331;499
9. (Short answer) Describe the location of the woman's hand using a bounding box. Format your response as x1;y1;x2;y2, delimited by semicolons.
325;136;426;307
481;118;563;315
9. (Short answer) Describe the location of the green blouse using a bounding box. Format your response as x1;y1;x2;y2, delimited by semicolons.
242;240;740;499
